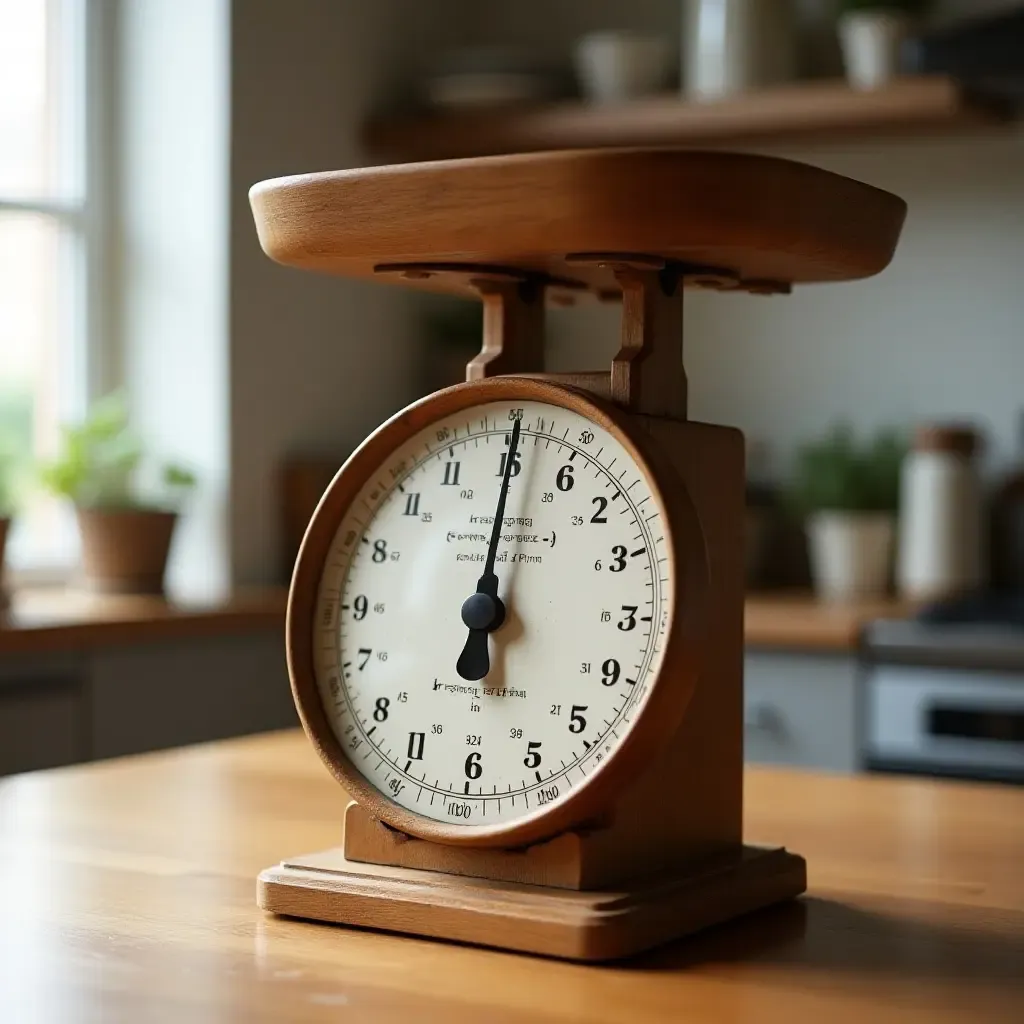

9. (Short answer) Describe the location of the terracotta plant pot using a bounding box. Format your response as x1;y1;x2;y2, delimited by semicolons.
76;507;178;595
0;516;9;611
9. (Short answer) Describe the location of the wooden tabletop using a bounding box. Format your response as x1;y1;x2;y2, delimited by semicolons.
1;730;1020;1022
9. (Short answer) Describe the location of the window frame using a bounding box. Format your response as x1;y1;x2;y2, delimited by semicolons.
0;0;115;580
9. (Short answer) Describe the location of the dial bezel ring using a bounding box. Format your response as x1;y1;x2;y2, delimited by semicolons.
287;376;709;848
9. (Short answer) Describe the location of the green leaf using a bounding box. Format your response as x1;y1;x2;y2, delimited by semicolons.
788;423;907;515
163;463;197;491
36;391;198;510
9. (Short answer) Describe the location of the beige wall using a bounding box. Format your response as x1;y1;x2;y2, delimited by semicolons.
118;0;232;596
227;0;463;584
683;133;1024;476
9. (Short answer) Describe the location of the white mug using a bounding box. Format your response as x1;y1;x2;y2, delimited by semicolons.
574;32;673;104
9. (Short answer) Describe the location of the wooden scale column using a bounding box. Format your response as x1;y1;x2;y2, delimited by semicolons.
250;150;906;960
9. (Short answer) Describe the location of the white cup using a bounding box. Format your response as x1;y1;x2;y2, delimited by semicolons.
574;32;673;104
839;11;911;91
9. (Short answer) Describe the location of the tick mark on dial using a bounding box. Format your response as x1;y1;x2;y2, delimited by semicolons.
631;547;647;558
535;770;543;783
404;759;412;772
464;781;470;794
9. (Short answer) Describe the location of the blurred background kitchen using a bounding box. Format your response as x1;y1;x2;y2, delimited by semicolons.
1;0;1023;783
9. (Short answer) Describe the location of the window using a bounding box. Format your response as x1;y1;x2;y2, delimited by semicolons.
0;0;102;572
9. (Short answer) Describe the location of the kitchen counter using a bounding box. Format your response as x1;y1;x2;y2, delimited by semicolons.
1;729;1020;1021
745;592;915;652
0;586;287;655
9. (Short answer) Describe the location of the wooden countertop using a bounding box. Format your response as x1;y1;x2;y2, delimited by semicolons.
1;730;1020;1021
0;586;287;655
744;592;915;653
1;586;904;656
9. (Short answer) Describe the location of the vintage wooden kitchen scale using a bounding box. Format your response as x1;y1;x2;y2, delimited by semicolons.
250;149;906;960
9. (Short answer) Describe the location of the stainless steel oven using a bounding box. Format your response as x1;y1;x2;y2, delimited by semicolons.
864;621;1024;783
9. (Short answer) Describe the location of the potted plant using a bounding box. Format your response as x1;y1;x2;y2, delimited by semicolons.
789;425;906;602
837;0;930;90
40;393;196;595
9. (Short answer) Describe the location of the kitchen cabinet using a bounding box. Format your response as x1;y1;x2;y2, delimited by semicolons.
0;631;295;776
0;675;86;775
744;651;860;772
91;633;294;758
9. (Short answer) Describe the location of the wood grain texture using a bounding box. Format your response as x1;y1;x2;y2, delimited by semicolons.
342;800;600;889
621;418;746;865
513;371;612;400
260;844;806;961
466;279;545;379
2;730;1022;1021
249;149;906;298
364;76;1008;162
0;586;287;655
745;592;917;652
610;265;686;418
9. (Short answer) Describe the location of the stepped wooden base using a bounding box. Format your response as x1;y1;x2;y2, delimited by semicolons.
258;843;806;961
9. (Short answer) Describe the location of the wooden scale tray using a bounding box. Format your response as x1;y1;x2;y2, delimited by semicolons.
251;149;906;961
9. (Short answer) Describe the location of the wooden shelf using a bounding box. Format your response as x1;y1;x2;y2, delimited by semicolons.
365;76;1009;162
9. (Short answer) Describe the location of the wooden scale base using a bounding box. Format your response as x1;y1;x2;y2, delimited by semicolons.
250;150;905;961
260;843;805;962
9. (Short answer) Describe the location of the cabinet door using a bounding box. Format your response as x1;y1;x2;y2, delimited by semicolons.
744;652;860;772
0;677;86;776
91;631;296;759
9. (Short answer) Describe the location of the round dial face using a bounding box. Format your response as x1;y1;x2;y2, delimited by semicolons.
309;393;673;835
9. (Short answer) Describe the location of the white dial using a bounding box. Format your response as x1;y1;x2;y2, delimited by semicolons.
311;396;672;831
